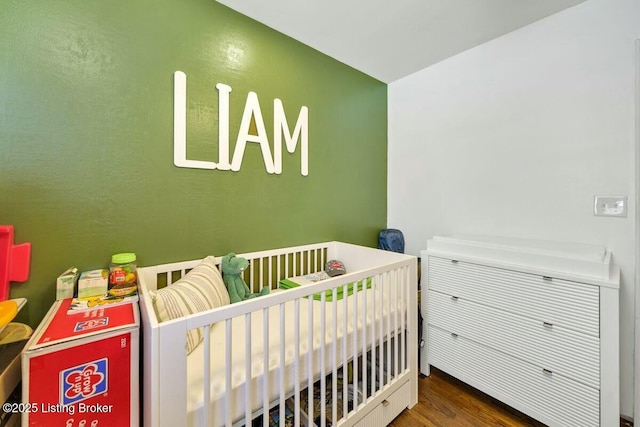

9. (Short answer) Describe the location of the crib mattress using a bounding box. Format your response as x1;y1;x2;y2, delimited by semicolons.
185;286;405;426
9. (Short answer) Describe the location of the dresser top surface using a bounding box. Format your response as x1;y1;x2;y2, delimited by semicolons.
423;234;619;287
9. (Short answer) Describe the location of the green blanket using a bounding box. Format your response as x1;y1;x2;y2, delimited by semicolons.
279;277;372;301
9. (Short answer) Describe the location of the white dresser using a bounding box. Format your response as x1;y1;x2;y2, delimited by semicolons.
420;235;620;427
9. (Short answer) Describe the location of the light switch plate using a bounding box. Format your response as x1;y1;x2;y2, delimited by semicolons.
594;196;627;217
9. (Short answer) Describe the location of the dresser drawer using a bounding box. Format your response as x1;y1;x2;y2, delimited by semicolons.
428;256;599;336
427;290;600;388
428;325;599;427
353;381;410;427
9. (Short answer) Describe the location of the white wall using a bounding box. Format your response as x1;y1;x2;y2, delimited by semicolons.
388;0;639;418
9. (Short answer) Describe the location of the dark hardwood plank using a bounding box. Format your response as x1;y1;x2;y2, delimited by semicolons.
391;368;633;427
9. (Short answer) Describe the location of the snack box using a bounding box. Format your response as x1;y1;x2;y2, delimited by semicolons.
77;269;108;299
22;299;139;427
56;267;78;300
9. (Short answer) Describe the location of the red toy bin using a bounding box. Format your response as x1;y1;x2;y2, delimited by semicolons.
21;299;139;427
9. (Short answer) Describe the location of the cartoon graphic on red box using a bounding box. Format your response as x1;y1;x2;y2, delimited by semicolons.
22;299;139;426
62;358;109;405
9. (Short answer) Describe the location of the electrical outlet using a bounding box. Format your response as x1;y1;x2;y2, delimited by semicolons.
593;196;627;217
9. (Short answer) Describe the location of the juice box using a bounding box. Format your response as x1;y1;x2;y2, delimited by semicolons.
56;267;78;300
77;269;108;299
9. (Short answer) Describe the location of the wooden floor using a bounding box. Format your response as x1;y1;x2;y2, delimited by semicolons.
390;368;633;427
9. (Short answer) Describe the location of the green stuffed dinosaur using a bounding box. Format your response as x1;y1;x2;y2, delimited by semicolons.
221;253;270;303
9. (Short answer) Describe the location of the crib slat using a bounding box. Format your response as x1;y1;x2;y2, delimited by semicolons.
401;266;406;373
284;253;288;280
394;269;399;379
279;303;286;425
378;274;387;388
342;283;348;420
294;298;301;427
400;267;405;373
292;252;296;276
245;313;252;425
371;275;376;395
225;319;232;427
391;269;395;376
262;308;269;426
203;325;211;426
372;274;383;390
386;271;392;385
332;288;338;425
307;297;314;425
362;278;368;405
320;291;327;427
353;280;359;410
298;250;303;275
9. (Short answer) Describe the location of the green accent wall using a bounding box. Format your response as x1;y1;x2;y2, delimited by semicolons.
0;0;388;328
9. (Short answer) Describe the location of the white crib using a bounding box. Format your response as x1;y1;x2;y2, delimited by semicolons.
138;241;418;427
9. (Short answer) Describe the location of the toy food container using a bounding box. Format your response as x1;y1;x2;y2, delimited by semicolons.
109;253;137;297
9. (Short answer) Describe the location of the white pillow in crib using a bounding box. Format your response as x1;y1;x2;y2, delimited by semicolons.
150;256;229;354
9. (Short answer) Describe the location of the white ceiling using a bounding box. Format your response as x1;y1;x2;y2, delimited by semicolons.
216;0;585;83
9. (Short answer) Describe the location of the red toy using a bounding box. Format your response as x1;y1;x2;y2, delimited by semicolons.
0;225;31;301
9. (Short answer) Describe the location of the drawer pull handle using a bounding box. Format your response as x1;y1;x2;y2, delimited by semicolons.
451;296;459;302
543;368;553;376
451;259;459;264
382;399;390;407
543;322;553;329
542;276;553;281
451;333;458;338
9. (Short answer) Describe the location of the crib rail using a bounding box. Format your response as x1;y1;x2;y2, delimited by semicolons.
146;242;330;294
140;241;418;427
